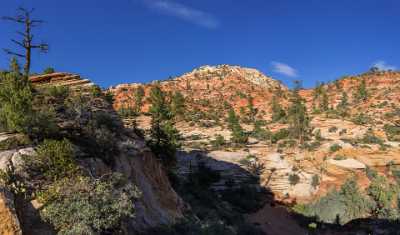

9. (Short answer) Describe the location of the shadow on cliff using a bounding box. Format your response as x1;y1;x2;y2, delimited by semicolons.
170;149;400;235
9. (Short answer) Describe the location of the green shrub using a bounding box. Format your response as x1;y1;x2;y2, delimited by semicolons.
211;134;226;149
384;124;400;141
39;174;141;235
77;111;122;165
227;109;248;144
302;141;321;151
367;175;398;218
42;85;70;101
250;122;271;141
297;178;373;225
360;129;384;146
365;166;378;180
314;129;323;141
271;128;290;143
90;85;103;98
312;175;320;189
29;139;77;181
0;164;26;196
43;67;55;74
351;113;372;125
289;173;300;186
330;144;342;152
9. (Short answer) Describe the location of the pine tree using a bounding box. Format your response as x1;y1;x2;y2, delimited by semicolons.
227;108;248;144
134;86;145;114
337;92;349;117
320;90;329;112
246;96;258;123
0;58;33;133
170;91;185;118
271;95;286;122
148;85;180;169
354;78;368;103
287;81;310;144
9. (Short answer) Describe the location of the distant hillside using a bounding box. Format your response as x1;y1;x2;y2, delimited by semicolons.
111;64;289;120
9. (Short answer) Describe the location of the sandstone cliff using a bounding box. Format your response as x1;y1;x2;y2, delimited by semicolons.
0;74;184;234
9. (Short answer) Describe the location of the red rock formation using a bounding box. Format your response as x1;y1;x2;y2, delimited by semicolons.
29;72;94;90
110;65;290;118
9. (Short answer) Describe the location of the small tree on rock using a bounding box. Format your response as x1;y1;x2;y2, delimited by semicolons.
287;81;310;144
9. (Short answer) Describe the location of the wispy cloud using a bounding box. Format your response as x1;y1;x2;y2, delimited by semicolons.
141;0;220;29
372;60;396;71
271;61;298;77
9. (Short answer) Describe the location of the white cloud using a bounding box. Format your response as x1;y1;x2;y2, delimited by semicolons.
141;0;220;29
271;61;298;77
372;60;396;71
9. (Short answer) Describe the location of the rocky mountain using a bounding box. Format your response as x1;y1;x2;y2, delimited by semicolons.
3;66;400;234
111;65;289;119
111;65;400;234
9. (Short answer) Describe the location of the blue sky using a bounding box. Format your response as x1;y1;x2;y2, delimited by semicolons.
0;0;398;88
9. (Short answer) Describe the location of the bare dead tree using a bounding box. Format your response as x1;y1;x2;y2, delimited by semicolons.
2;7;48;76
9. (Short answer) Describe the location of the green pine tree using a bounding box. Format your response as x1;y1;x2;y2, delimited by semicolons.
247;96;258;123
320;90;329;112
271;95;286;122
134;86;145;114
337;92;349;117
354;78;368;103
287;81;310;144
0;59;33;133
148;85;180;169
170;91;185;118
227;108;248;144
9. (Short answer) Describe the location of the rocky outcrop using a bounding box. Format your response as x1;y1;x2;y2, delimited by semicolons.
29;73;94;90
0;131;184;234
0;72;185;234
260;153;317;201
114;138;184;231
327;158;366;170
176;149;255;191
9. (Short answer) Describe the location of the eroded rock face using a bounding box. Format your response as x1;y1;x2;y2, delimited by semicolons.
114;139;185;231
29;73;94;90
0;189;21;235
0;133;184;234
